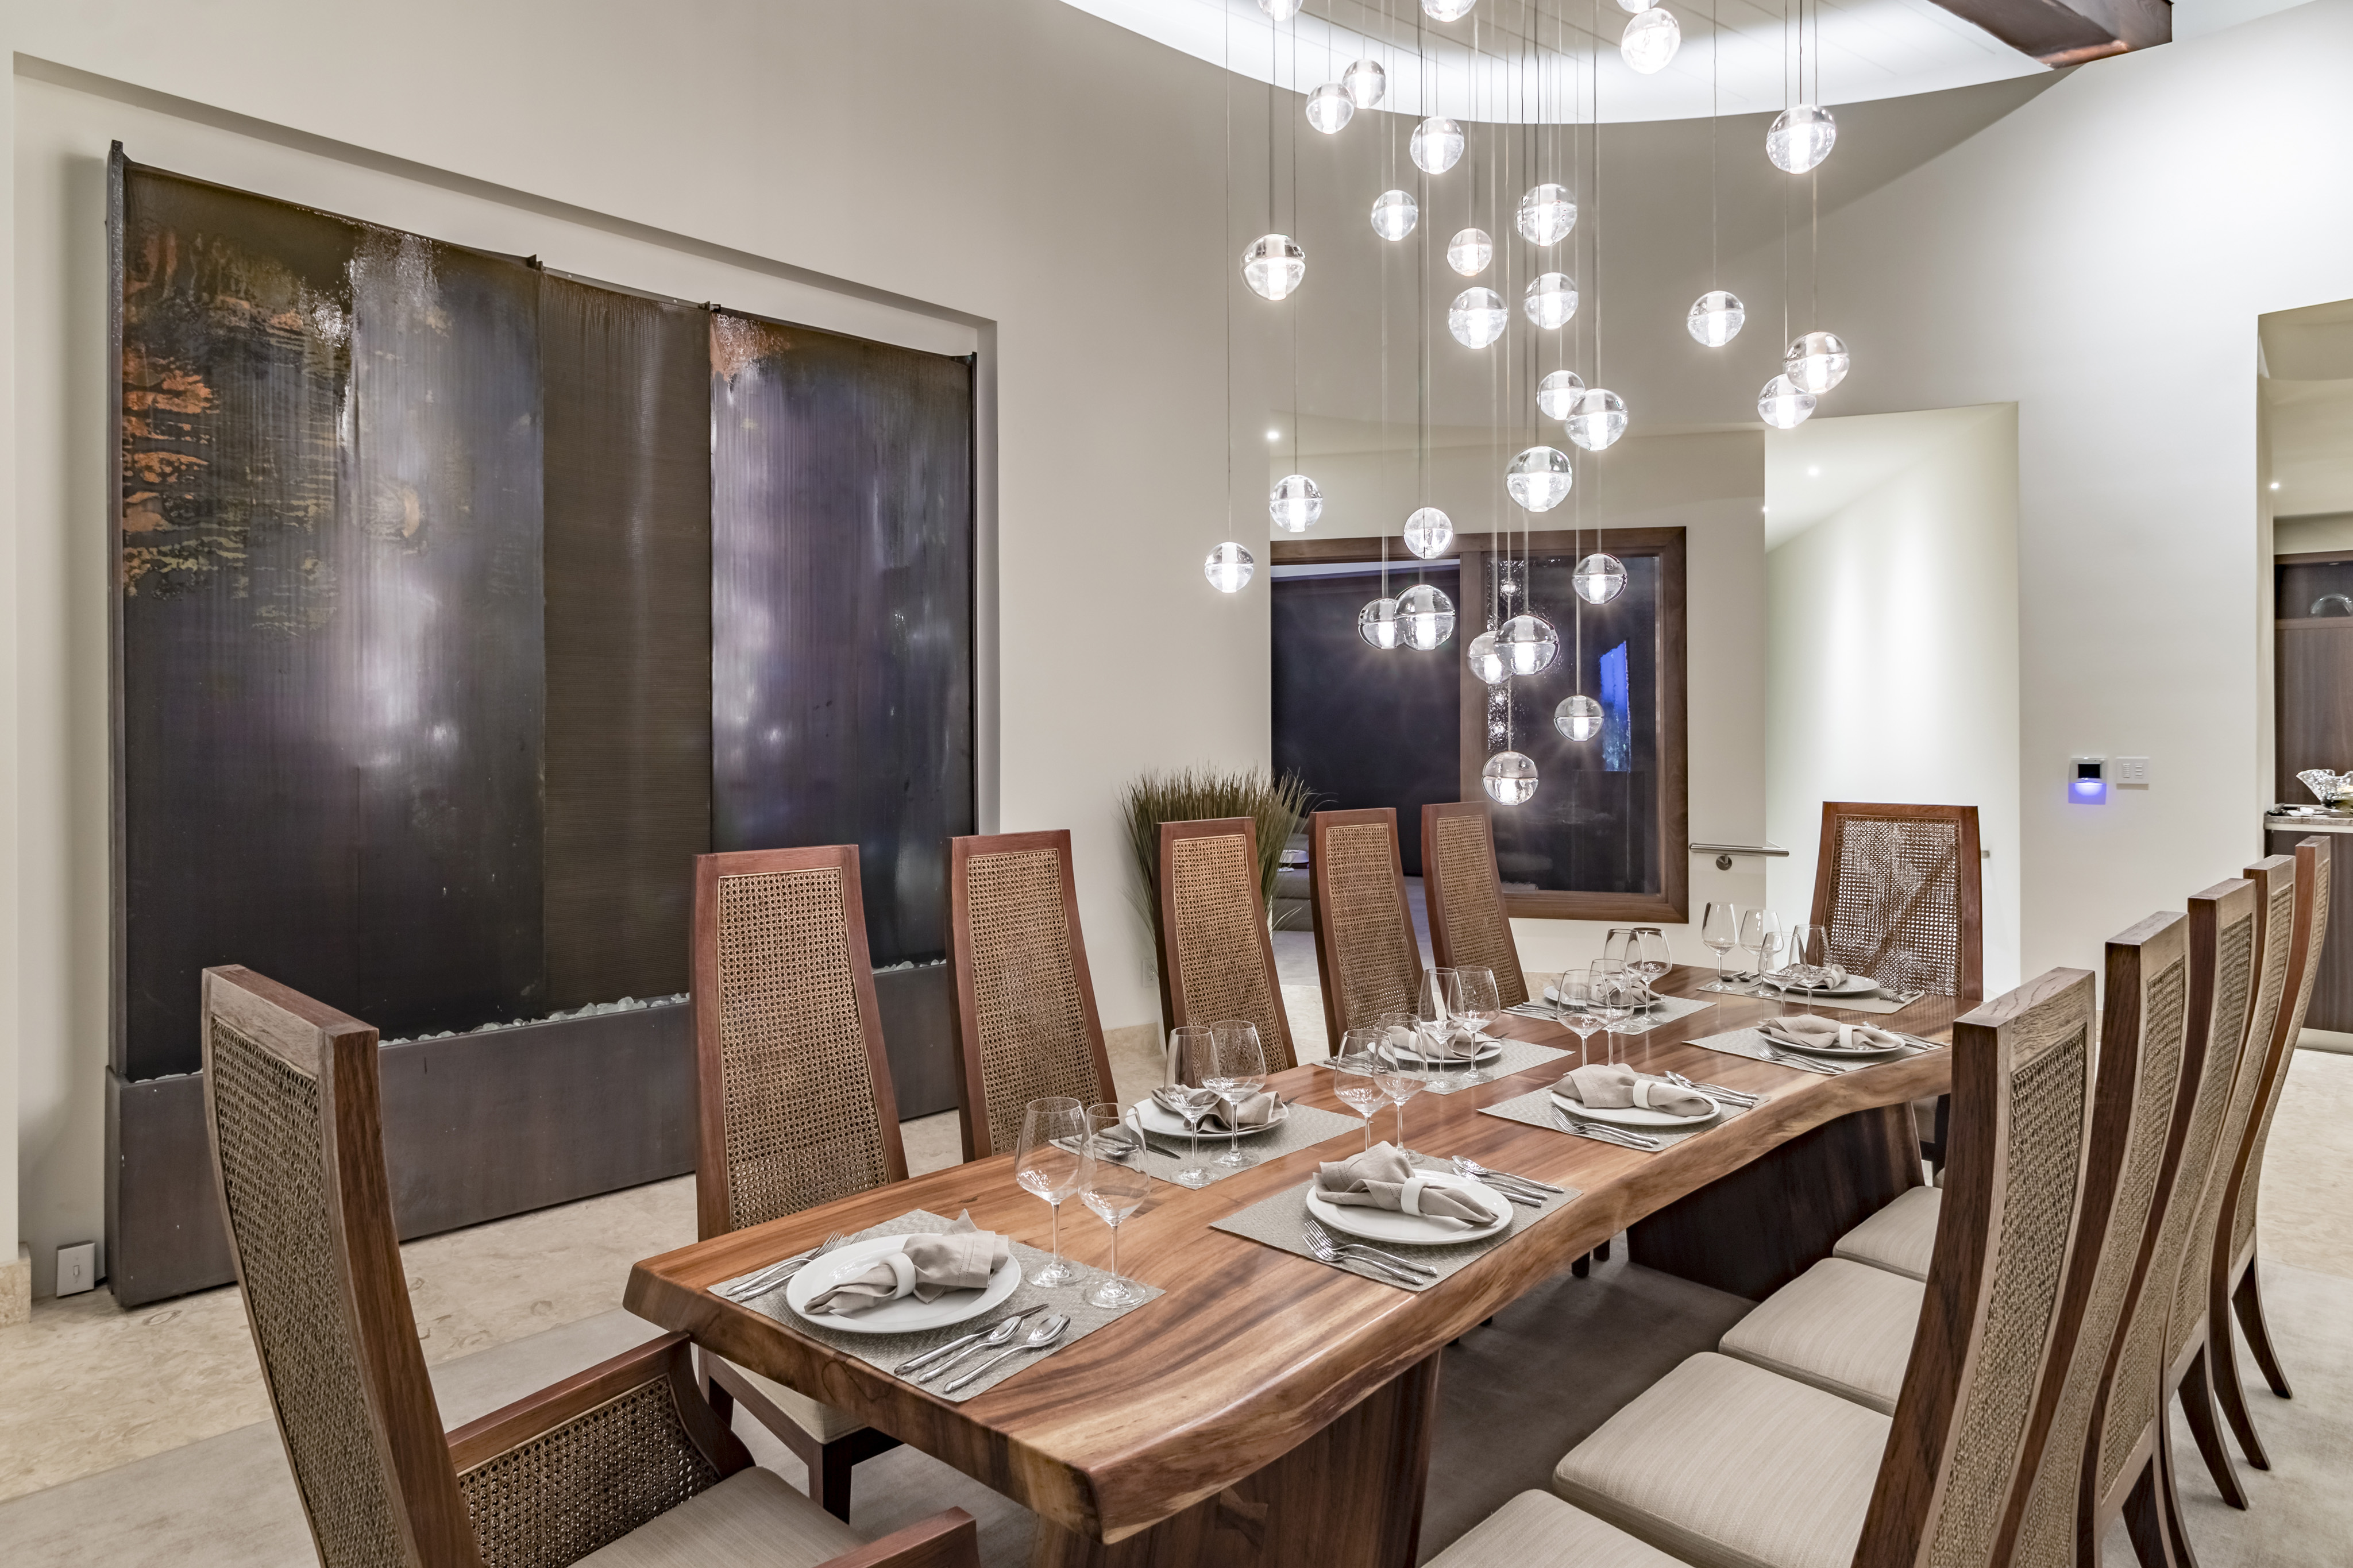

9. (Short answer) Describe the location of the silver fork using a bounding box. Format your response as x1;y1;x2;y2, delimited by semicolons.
1664;1071;1761;1107
1448;1156;1564;1196
713;1231;850;1301
1301;1216;1438;1278
1301;1225;1430;1287
1546;1103;1662;1150
1761;1044;1845;1076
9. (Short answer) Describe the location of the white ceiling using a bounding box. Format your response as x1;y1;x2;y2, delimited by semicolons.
1762;404;1996;546
1063;0;2046;125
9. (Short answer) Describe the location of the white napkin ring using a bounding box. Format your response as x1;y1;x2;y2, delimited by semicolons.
1398;1176;1433;1217
1630;1078;1658;1110
1837;1024;1856;1048
882;1251;918;1300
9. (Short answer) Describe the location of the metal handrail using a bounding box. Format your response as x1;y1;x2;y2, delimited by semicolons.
1688;841;1789;858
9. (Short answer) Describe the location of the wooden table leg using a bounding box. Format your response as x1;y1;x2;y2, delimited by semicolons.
1029;1351;1441;1568
1627;1104;1921;1300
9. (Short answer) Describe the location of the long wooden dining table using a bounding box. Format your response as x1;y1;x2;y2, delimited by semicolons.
624;966;1959;1567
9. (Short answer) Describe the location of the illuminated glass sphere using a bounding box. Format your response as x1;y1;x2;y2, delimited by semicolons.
1617;0;1654;10
1766;103;1837;173
1371;189;1418;241
1411;117;1466;175
1573;552;1627;604
1306;84;1354;134
1563;387;1627;451
1758;373;1816;429
1515;183;1576;246
1269;473;1322;533
1499;613;1560;675
1205;542;1255;593
1556;694;1604;740
1359;596;1403;649
1343;58;1387;108
1537;369;1585;420
1621;6;1680;73
1424;0;1476;20
1403;506;1453;559
1259;0;1303;18
1398;582;1456;650
1446;227;1493;277
1688;290;1745;347
1468;630;1508;685
1449;288;1508;349
1483;751;1539;805
1523;273;1577;330
1785;330;1850;393
1506;446;1573;512
1241;234;1305;300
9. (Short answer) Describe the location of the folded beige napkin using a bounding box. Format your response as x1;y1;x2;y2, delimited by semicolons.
1760;1015;1904;1053
1553;1063;1712;1118
805;1214;1009;1318
1313;1142;1491;1226
1399;1021;1485;1061
1152;1085;1278;1133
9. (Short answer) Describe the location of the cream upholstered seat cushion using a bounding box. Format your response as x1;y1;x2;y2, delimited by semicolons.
1718;1260;1924;1414
1551;1353;1891;1568
577;1466;865;1567
1427;1490;1689;1567
1832;1185;1942;1281
726;1360;869;1445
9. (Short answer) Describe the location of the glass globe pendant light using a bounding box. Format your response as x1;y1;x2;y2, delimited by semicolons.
1537;369;1585;420
1573;553;1626;604
1448;288;1508;349
1506;446;1573;512
1687;290;1744;347
1423;0;1477;20
1617;0;1655;10
1269;473;1322;532
1467;630;1509;685
1758;374;1816;429
1555;694;1603;741
1446;227;1492;277
1241;234;1305;300
1403;506;1453;559
1766;104;1837;173
1515;183;1576;246
1562;388;1628;451
1259;0;1303;17
1523;273;1578;330
1784;331;1850;393
1305;84;1354;134
1358;596;1403;649
1483;751;1539;805
1621;7;1681;73
1343;58;1387;108
1499;613;1560;675
1205;542;1255;593
1410;117;1466;175
1397;582;1456;650
1370;190;1419;242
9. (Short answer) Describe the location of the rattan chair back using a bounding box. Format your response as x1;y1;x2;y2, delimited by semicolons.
2225;839;2330;1277
692;845;908;1240
1308;808;1423;1043
947;829;1115;1160
1810;802;1984;1000
1155;816;1295;1072
1852;966;2097;1568
2162;879;2264;1370
1420;802;1528;1008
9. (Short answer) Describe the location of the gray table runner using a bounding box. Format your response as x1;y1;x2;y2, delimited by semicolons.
1209;1158;1580;1293
1326;1034;1575;1095
1121;1099;1366;1185
1478;1080;1768;1152
1683;1024;1945;1072
738;1209;1162;1403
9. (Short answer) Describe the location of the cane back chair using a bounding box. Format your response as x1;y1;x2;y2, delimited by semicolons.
691;845;909;1518
946;829;1116;1161
1810;801;1984;1001
1308;808;1424;1044
1155;816;1296;1071
199;964;975;1568
2209;838;2329;1472
1421;802;1529;1008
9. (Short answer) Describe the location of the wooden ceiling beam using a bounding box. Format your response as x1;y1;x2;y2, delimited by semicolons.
1926;0;2170;67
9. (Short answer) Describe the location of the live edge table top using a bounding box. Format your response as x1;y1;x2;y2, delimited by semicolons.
623;967;1959;1546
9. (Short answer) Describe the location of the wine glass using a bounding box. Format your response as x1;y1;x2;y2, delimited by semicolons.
1554;974;1604;1061
1414;967;1460;1060
1077;1133;1152;1308
1014;1097;1086;1288
1333;1029;1388;1150
1166;1025;1217;1188
1737;909;1783;992
1084;1102;1139;1168
1207;1019;1267;1169
1631;929;1672;1007
1587;959;1634;1055
1453;967;1501;1037
1374;1052;1426;1150
1788;923;1838;1014
1701;902;1741;991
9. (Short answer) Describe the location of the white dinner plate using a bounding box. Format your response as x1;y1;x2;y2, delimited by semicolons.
1544;985;1667;1013
1775;974;1880;998
1133;1097;1291;1141
783;1234;1021;1334
1758;1028;1907;1059
1383;1036;1502;1067
1306;1171;1514;1245
1550;1086;1720;1130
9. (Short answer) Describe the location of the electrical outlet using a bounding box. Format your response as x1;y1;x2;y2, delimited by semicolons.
56;1242;96;1296
2115;756;2152;787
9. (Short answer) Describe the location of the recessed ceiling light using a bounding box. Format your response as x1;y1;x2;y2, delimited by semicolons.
1807;466;1822;477
1267;429;1281;441
2270;480;2282;491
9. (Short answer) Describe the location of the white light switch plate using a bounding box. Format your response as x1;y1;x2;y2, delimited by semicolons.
56;1241;96;1296
2115;756;2152;787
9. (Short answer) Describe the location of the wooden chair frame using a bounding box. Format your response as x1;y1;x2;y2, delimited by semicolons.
1808;801;1985;1002
1307;807;1423;1046
200;965;972;1568
945;829;1116;1161
1421;801;1529;1008
1155;816;1297;1071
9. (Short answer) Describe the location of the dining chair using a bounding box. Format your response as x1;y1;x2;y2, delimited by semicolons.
692;845;909;1519
2207;839;2329;1473
1421;801;1530;1007
946;829;1115;1160
1155;816;1297;1070
1547;966;2099;1568
198;964;977;1568
1307;807;1423;1043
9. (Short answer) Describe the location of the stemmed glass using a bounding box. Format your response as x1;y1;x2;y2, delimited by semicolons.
1587;960;1635;1057
1601;929;1636;1005
1374;1052;1426;1150
1206;1020;1267;1169
1453;967;1502;1037
1077;1133;1151;1309
1788;924;1841;1014
1013;1097;1086;1288
1555;974;1604;1061
1737;909;1783;994
1414;966;1462;1059
1631;930;1673;1008
1166;1025;1218;1188
1701;903;1742;991
1333;1029;1388;1150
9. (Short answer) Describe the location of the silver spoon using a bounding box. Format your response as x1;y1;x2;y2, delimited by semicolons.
941;1314;1070;1393
895;1307;1036;1377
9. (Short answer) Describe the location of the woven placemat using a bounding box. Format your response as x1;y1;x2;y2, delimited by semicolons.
1325;1034;1575;1096
1684;1025;1944;1072
1506;992;1719;1037
1478;1081;1768;1153
1680;984;1926;1015
1121;1099;1365;1185
739;1209;1162;1403
1209;1159;1580;1293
